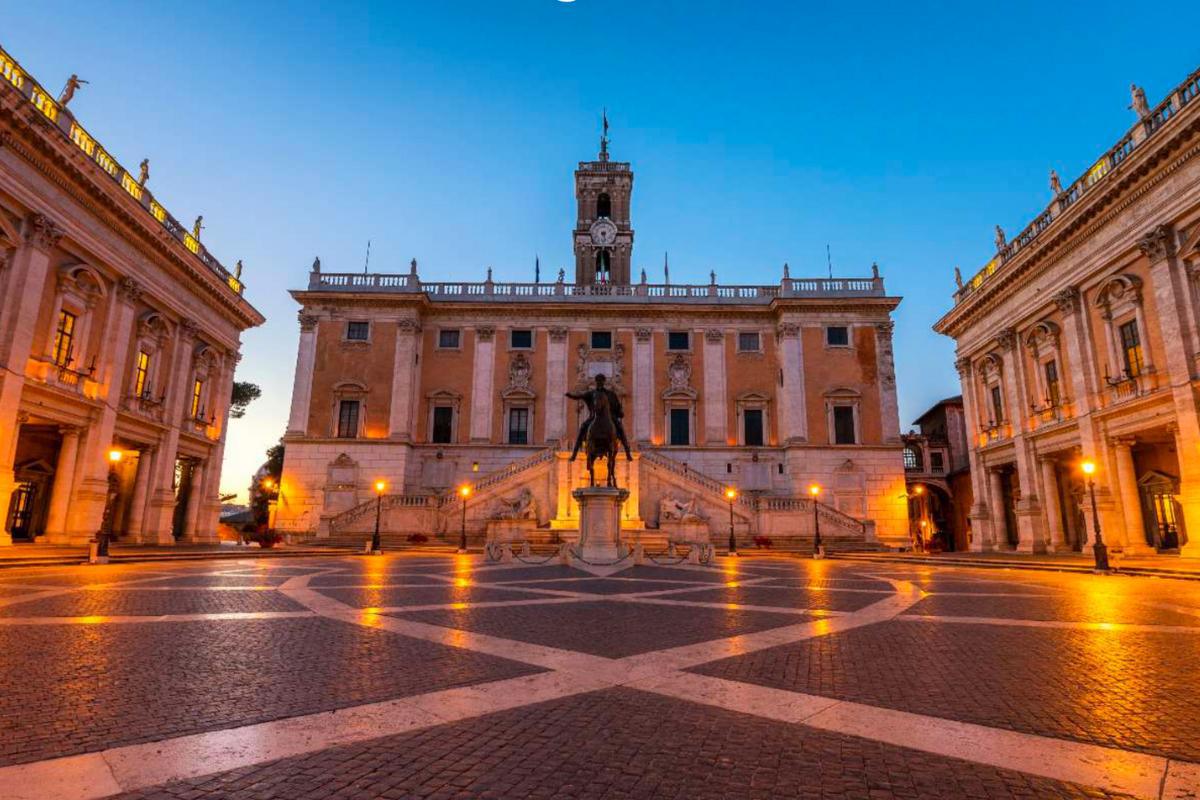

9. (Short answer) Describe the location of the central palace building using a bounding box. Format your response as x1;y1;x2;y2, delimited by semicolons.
277;136;908;548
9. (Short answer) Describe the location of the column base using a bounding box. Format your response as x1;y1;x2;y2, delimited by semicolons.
0;531;10;547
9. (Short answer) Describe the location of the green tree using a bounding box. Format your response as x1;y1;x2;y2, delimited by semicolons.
249;441;285;526
229;381;262;419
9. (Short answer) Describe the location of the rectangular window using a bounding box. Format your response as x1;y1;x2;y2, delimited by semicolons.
930;451;945;473
1044;359;1061;405
336;400;360;438
510;329;533;349
53;310;77;366
508;407;529;444
826;326;850;347
667;331;689;351
833;405;856;444
431;406;454;443
738;332;761;352
191;379;204;419
669;408;690;446
990;385;1004;423
346;321;369;341
438;329;460;349
743;409;764;446
591;330;612;350
134;351;150;397
1118;319;1143;377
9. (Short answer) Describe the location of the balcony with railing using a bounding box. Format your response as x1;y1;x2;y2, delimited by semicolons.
953;64;1200;306
0;45;245;298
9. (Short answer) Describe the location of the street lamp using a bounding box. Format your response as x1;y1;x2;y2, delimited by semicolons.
458;484;472;554
371;479;385;554
1080;459;1109;571
724;487;738;556
809;484;824;558
92;448;124;560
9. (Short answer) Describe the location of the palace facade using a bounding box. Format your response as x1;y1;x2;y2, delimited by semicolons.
935;66;1200;557
277;138;908;548
0;47;263;545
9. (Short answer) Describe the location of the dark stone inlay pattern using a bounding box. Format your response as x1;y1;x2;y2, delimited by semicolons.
0;589;306;617
668;584;886;612
503;578;698;595
0;616;540;767
909;593;1200;626
314;584;555;608
690;618;1200;762
114;688;1136;800
396;600;801;658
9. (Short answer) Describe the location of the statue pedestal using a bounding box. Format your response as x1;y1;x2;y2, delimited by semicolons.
485;519;538;544
573;487;629;562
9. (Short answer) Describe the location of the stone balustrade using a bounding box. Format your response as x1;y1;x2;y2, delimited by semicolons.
0;45;245;297
954;65;1200;305
307;272;885;302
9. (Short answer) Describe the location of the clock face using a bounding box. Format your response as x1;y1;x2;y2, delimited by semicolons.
590;218;617;246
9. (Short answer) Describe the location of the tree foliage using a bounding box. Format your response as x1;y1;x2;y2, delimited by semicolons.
229;381;262;419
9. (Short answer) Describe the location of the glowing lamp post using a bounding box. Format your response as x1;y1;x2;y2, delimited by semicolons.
810;484;824;558
1081;460;1109;571
724;487;738;556
371;480;385;554
93;449;123;561
458;485;472;554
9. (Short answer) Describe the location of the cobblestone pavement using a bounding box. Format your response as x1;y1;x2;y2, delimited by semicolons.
0;554;1195;799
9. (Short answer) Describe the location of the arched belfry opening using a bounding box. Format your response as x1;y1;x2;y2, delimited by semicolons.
595;250;611;283
574;114;632;285
596;193;611;220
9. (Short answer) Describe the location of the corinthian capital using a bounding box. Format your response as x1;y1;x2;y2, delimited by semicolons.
1052;285;1080;314
23;213;63;253
1136;224;1173;263
118;277;143;304
298;312;319;332
994;327;1017;351
954;356;972;378
776;322;800;339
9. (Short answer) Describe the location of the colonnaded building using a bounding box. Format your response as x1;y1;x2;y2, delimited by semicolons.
277;134;908;548
0;47;263;545
936;67;1200;558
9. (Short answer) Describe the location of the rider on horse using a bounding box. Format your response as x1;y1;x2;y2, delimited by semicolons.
566;374;633;461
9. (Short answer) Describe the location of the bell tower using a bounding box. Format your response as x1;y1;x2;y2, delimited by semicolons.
573;114;634;285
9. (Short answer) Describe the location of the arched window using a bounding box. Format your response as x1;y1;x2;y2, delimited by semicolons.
595;250;611;283
596;193;611;219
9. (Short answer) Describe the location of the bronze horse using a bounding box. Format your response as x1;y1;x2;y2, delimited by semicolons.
586;387;620;488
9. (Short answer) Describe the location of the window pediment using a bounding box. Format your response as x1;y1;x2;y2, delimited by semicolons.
1095;274;1143;311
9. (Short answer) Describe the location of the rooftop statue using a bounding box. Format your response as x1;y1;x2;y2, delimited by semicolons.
192;215;204;240
57;74;88;107
994;225;1006;251
1129;83;1150;118
954;266;963;289
1049;169;1063;196
235;260;243;280
138;158;150;187
312;256;321;273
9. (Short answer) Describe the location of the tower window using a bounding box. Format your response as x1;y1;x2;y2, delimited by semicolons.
738;332;761;352
826;326;850;346
346;321;369;341
596;193;611;219
595;250;611;283
438;329;460;349
337;400;360;438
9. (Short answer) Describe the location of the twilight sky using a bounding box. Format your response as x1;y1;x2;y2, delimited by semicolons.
5;1;1198;500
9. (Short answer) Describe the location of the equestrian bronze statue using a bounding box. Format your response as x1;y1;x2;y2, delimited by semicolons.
566;374;632;488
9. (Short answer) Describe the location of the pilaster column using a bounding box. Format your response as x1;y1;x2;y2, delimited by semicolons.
1110;436;1151;554
775;323;807;443
1139;225;1200;557
124;446;155;542
545;327;569;445
286;313;319;435
875;321;901;443
632;328;652;444
0;214;62;544
42;426;81;543
996;328;1042;551
181;461;206;542
388;318;421;440
988;467;1007;550
468;326;496;442
1038;455;1066;552
701;329;727;445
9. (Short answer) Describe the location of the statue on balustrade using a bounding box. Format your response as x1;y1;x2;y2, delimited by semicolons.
1049;169;1062;196
138;158;150;186
193;215;204;240
491;488;536;521
566;373;632;487
660;496;707;524
58;74;88;107
994;225;1006;251
1129;83;1150;118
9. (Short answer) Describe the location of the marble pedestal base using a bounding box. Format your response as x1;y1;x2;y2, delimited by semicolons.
573;487;630;562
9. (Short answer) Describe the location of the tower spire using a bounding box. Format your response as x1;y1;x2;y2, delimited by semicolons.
599;108;609;162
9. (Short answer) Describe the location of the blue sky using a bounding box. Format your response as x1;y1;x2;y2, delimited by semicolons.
5;1;1198;499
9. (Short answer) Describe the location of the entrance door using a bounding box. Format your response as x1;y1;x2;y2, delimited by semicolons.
1139;471;1182;550
1000;469;1019;548
8;483;37;541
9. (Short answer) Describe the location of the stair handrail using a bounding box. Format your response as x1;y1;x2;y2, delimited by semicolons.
639;449;757;511
437;447;557;509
